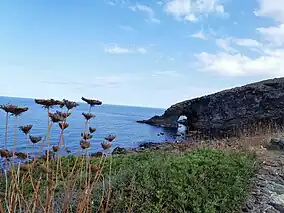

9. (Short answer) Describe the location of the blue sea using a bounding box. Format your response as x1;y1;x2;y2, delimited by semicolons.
0;96;185;155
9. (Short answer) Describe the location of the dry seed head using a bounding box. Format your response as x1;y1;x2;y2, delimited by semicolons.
62;99;79;110
35;99;64;109
55;111;71;119
11;107;29;116
0;149;10;158
90;164;100;174
80;140;91;149
19;125;33;135
48;112;65;123
89;127;96;134
81;97;102;106
82;112;95;120
101;141;112;150
59;122;69;130
81;133;92;140
30;135;42;144
0;104;18;113
15;152;28;159
52;145;59;152
20;164;32;172
105;135;116;142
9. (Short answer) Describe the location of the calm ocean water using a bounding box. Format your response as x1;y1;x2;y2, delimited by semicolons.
0;96;184;155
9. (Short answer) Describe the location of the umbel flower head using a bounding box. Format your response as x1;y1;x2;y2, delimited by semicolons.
19;125;33;135
0;104;28;116
81;133;93;140
62;99;79;110
30;135;42;144
89;127;96;134
105;135;116;142
80;140;91;149
35;99;64;109
101;141;112;150
59;122;69;130
81;97;102;106
82;112;95;120
48;112;65;123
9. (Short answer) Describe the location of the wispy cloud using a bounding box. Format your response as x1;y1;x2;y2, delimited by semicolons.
129;4;161;23
164;0;229;22
190;30;207;40
119;25;136;32
104;44;148;54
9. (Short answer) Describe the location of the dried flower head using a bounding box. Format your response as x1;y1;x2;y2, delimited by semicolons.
81;97;102;106
0;104;18;113
82;112;95;120
0;149;10;158
52;146;59;153
59;122;69;130
62;99;79;110
101;141;112;150
89;127;96;134
19;125;33;135
80;140;91;149
81;133;93;140
48;112;65;123
15;152;28;159
105;135;116;142
56;111;71;119
30;135;42;144
11;107;29;116
35;99;64;109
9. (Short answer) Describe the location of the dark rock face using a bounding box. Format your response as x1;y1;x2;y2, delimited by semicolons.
137;77;284;137
267;136;284;150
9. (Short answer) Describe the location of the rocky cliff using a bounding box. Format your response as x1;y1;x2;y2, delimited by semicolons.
137;77;284;137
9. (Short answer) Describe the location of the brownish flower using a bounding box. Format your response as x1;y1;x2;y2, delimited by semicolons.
81;97;102;106
59;122;69;130
48;112;65;123
52;146;59;152
89;127;96;134
101;141;112;150
15;152;28;159
105;135;116;142
35;99;64;109
0;104;18;113
19;125;33;135
11;107;29;116
80;140;91;149
82;112;95;120
81;133;93;140
30;135;42;144
62;99;79;110
56;111;71;119
0;149;10;158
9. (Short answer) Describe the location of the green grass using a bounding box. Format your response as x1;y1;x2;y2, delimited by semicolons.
0;148;256;212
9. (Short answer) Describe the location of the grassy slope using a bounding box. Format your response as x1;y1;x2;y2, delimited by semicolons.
0;148;256;213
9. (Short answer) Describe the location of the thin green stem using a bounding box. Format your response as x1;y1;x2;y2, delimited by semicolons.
4;112;8;149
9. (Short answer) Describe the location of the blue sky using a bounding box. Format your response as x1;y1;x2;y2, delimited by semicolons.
1;0;284;108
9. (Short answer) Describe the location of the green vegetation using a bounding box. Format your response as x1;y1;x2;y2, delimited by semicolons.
0;148;256;212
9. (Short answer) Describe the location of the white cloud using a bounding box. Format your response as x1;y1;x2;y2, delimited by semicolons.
129;4;160;23
119;25;135;31
234;38;262;47
257;24;284;46
254;0;284;23
104;45;131;54
190;30;206;40
104;44;148;54
195;48;284;77
136;47;147;54
153;70;180;77
215;38;237;53
164;0;228;22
